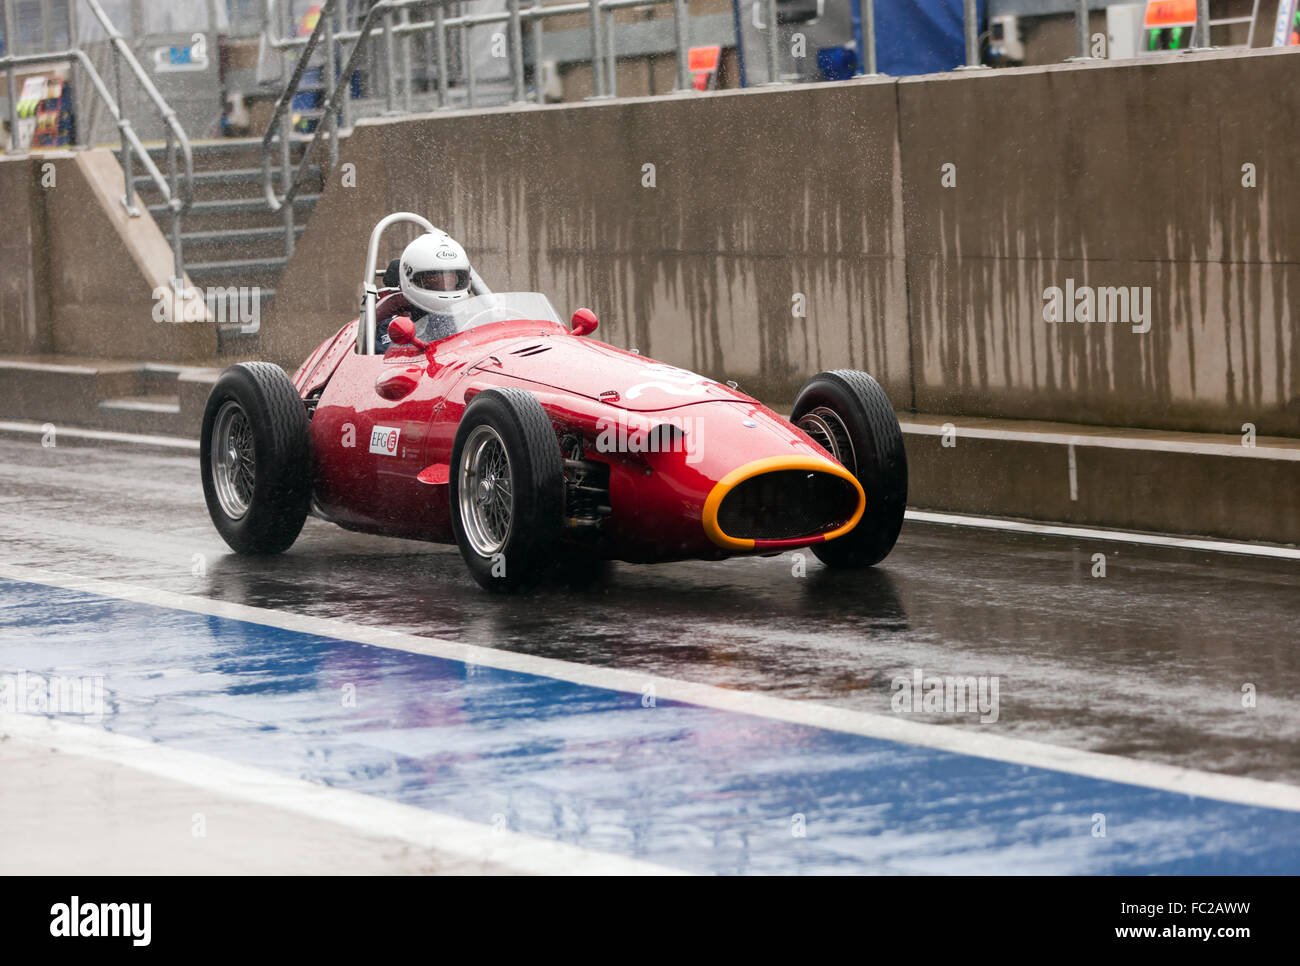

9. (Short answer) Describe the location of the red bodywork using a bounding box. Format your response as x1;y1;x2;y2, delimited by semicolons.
292;308;865;563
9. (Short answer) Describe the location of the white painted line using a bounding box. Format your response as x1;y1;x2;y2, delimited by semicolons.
99;399;181;415
5;413;1281;562
0;360;99;375
3;562;1299;813
1067;440;1078;502
900;420;1300;461
0;714;684;876
0;421;198;451
905;510;1300;561
143;363;216;378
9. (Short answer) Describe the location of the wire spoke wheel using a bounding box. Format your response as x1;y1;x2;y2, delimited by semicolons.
200;362;311;556
791;370;907;569
797;407;856;473
448;388;565;592
459;424;514;557
211;400;256;520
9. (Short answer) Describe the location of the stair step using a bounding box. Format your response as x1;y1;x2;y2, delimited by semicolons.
148;194;320;217
182;225;306;244
118;135;339;204
99;395;181;415
180;228;304;263
120;135;318;160
133;165;322;190
216;321;265;355
187;257;288;276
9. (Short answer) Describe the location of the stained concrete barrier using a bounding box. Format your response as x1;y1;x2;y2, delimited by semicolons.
904;415;1300;545
899;47;1300;438
4;47;1299;546
6;358;1297;545
0;157;52;356
261;78;911;407
262;46;1299;439
0;357;217;437
0;150;215;363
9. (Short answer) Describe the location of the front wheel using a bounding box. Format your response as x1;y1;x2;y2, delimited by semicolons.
791;370;907;568
449;388;564;592
200;362;313;555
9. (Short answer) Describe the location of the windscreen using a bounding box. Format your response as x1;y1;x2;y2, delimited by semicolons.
414;292;563;342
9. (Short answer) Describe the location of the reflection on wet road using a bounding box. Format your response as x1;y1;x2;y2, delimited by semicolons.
2;436;1296;783
4;575;1299;874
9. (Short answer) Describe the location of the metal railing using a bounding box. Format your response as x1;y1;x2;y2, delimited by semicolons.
261;0;693;104
259;0;695;254
256;0;1265;259
2;0;195;283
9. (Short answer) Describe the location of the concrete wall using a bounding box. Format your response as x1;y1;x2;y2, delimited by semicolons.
0;157;53;356
0;150;215;362
262;78;912;407
264;46;1300;437
900;48;1300;436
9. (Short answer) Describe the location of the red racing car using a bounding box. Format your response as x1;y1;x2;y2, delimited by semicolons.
200;213;908;591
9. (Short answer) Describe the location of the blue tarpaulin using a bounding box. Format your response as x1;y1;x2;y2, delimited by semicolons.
873;0;984;76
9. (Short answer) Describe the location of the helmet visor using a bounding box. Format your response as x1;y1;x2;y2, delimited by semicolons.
411;269;469;293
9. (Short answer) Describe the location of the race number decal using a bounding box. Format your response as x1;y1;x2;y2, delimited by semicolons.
625;364;710;401
369;426;401;455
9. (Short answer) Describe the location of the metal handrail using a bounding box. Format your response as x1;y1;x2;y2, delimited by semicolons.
260;0;688;100
261;0;364;261
1;46;190;280
82;0;195;282
260;0;695;242
2;0;195;283
261;0;343;214
82;0;194;215
3;48;161;184
258;0;1260;253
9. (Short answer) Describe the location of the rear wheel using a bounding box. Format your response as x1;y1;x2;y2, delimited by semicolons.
449;388;564;592
791;370;907;568
200;362;313;554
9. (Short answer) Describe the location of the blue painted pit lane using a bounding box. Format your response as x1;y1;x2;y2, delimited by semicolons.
3;576;1299;875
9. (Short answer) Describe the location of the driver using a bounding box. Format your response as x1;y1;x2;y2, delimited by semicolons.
378;231;476;350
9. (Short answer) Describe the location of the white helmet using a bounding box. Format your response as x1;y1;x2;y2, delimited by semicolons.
399;232;473;314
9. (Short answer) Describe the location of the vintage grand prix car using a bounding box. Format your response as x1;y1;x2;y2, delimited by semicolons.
200;213;908;591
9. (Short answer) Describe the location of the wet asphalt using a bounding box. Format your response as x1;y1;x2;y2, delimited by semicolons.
1;434;1297;785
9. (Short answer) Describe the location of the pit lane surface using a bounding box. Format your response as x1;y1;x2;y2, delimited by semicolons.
2;434;1298;873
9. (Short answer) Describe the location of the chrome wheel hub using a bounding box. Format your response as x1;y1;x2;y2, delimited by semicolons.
211;400;255;520
797;407;857;473
459;425;514;557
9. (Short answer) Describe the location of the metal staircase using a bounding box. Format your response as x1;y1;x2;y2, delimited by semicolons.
123;136;327;353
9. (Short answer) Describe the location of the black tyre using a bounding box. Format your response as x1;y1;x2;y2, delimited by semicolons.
449;388;564;592
200;362;313;555
791;369;907;568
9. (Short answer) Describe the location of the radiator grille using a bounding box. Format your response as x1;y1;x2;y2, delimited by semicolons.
716;470;858;540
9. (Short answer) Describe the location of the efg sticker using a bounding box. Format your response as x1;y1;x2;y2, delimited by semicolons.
369;426;400;455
